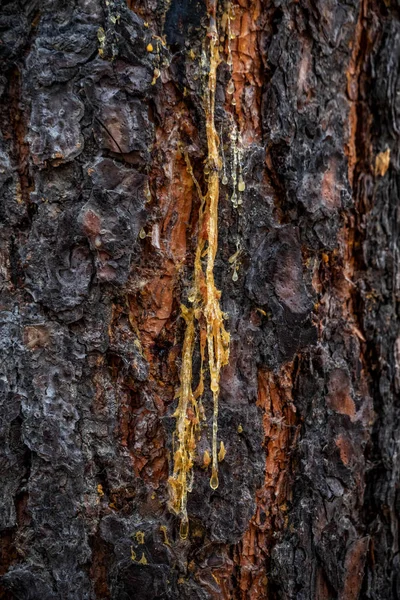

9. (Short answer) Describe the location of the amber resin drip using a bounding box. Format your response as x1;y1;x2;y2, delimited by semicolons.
168;0;230;537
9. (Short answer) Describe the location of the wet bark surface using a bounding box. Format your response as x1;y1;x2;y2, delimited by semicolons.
0;0;399;598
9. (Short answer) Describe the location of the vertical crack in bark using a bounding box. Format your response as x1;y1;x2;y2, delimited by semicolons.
349;1;400;594
168;0;230;538
0;10;39;214
0;11;40;597
7;69;32;209
232;367;297;599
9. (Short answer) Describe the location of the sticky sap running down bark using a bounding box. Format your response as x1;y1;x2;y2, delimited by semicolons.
168;305;198;539
168;0;230;535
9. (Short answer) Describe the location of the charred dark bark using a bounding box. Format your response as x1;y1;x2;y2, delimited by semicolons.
0;0;399;599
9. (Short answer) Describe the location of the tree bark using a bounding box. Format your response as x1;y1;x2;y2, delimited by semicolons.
0;0;399;598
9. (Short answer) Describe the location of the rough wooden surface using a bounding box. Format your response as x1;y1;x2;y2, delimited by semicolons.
0;0;399;598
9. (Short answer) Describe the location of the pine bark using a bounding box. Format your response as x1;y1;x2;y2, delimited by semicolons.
0;0;399;598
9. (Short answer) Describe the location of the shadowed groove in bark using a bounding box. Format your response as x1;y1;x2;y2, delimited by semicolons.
353;2;400;597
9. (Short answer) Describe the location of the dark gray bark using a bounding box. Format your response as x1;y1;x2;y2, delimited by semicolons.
0;0;399;598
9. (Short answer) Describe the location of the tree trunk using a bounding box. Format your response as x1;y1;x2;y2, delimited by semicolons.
0;0;399;598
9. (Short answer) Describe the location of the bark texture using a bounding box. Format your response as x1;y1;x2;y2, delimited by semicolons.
0;0;399;598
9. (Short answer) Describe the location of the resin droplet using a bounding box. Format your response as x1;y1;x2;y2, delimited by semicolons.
139;228;146;239
180;518;189;540
238;179;245;192
146;43;153;52
210;377;219;393
144;183;152;202
227;80;235;95
135;531;145;544
210;468;219;490
151;68;161;85
218;441;226;462
222;174;228;185
203;449;211;467
232;269;238;282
